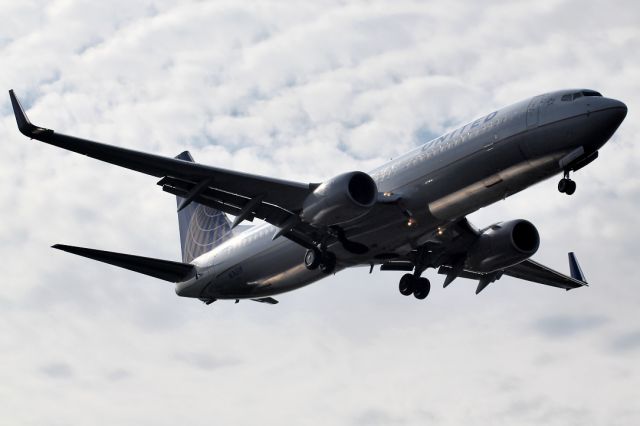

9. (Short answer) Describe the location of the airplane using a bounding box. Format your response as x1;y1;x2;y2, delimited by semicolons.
8;88;627;304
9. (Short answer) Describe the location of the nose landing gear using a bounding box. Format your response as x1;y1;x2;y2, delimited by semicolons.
558;171;577;195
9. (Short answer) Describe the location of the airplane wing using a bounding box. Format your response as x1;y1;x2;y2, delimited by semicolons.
9;90;321;247
437;255;587;291
381;218;588;293
502;254;586;289
431;217;588;294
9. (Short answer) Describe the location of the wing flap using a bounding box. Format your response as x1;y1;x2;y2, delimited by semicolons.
53;244;195;283
160;175;294;226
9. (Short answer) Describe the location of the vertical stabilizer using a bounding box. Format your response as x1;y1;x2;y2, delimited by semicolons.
175;151;233;262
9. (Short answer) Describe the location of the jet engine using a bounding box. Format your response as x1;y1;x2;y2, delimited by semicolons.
301;171;378;226
465;219;540;273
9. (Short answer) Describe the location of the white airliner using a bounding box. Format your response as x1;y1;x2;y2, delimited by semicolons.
9;89;627;304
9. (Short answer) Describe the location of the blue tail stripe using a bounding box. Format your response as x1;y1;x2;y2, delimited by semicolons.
175;151;232;262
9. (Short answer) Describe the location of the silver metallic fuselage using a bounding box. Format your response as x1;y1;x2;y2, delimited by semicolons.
175;90;627;300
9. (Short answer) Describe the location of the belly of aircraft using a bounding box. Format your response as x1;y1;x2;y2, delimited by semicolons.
200;125;576;300
203;238;329;299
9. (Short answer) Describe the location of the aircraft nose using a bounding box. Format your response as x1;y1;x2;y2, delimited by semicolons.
600;98;628;126
580;97;628;152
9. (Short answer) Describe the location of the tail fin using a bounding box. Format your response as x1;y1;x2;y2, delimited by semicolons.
175;151;233;262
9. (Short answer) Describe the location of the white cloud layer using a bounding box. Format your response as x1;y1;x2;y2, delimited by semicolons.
1;0;639;424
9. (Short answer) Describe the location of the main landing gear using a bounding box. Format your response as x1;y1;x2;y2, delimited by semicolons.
304;248;336;274
304;226;364;275
558;170;577;195
399;273;431;300
397;246;433;300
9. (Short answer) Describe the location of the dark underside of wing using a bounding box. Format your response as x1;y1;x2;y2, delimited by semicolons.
503;258;586;289
15;127;313;209
438;258;586;290
9;89;313;210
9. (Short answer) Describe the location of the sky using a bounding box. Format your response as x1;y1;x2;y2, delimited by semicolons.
1;0;639;425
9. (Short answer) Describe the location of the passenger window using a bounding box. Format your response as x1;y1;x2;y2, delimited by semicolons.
561;94;572;101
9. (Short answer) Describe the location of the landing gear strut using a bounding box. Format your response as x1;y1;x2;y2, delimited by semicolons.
304;248;336;274
558;170;576;195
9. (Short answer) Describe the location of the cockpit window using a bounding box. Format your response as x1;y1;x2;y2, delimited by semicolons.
562;90;603;102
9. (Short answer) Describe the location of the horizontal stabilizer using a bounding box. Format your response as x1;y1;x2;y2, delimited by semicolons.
53;244;195;283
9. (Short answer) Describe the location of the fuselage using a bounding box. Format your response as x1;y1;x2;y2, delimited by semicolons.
176;89;627;301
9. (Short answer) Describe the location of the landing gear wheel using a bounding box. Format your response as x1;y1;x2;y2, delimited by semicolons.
304;249;321;270
558;178;568;193
413;277;431;300
558;178;577;195
399;274;415;296
565;180;576;195
558;171;576;195
319;251;336;274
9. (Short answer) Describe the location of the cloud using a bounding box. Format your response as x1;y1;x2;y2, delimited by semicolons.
1;0;639;425
352;408;408;426
500;396;592;425
106;368;131;381
39;362;73;379
610;331;640;353
174;352;242;371
532;315;610;338
353;408;438;426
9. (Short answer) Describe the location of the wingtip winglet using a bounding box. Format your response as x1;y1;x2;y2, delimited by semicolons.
8;89;52;138
568;252;587;284
9;89;33;134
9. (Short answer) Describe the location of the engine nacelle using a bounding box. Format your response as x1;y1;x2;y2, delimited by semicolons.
301;171;378;226
466;219;540;273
